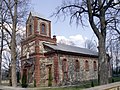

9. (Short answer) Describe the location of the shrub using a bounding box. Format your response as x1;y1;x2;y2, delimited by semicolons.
17;72;20;83
34;79;36;87
91;80;94;87
112;78;114;83
21;74;28;88
48;68;52;86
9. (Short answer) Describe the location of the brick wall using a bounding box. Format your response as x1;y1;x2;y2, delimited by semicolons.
53;54;59;85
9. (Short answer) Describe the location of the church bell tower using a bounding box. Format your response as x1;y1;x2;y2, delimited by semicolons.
20;12;56;86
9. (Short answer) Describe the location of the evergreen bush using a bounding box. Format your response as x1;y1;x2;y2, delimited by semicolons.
34;79;36;87
21;74;28;88
17;72;20;83
112;78;114;83
91;80;94;87
48;68;52;86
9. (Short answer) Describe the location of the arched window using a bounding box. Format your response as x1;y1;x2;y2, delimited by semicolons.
75;60;80;72
41;23;46;34
93;61;97;71
62;59;68;81
85;60;89;71
62;59;67;72
29;25;32;35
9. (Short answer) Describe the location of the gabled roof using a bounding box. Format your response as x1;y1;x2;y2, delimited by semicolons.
44;43;98;57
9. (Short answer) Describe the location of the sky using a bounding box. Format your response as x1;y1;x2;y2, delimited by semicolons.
30;0;97;47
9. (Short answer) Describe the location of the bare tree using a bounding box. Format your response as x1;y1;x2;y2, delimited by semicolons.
1;0;30;87
0;0;8;84
106;24;120;75
114;41;120;73
2;51;12;85
85;39;97;51
0;0;4;84
53;0;120;85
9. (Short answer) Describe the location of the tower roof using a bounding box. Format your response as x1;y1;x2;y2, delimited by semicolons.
30;11;50;21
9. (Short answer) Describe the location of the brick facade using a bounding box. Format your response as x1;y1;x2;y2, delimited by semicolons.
53;54;59;85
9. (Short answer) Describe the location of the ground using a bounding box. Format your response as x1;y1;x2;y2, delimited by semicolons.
1;77;120;90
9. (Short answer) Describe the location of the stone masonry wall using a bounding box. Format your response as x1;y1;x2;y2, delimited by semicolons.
38;53;98;86
57;54;98;85
39;55;54;86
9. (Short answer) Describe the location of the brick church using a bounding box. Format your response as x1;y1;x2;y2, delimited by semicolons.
20;12;110;87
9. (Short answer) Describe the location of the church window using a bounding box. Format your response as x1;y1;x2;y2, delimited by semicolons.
41;23;46;34
93;61;97;71
85;60;89;71
62;59;68;81
29;25;32;35
62;59;67;72
75;60;80;72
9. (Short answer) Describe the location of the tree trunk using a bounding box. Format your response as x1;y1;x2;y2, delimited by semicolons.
0;1;4;83
0;29;3;85
0;57;1;85
11;0;17;87
9;65;12;86
98;37;109;85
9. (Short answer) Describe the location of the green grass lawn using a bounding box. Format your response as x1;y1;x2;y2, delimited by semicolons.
40;87;83;90
40;77;120;90
1;76;120;90
109;76;120;83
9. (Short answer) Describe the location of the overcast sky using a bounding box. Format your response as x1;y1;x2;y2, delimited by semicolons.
30;0;97;47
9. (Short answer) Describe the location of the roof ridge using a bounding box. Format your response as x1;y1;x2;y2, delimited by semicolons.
44;43;98;56
57;43;97;53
